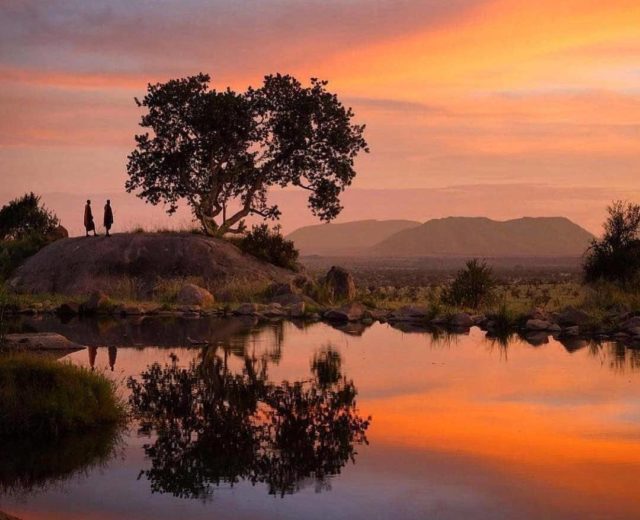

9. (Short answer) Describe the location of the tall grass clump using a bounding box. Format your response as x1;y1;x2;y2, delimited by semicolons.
0;355;125;439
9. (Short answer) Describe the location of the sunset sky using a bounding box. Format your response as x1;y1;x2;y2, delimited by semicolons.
1;0;639;234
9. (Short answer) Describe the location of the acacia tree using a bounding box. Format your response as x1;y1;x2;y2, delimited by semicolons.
584;201;640;285
126;73;368;236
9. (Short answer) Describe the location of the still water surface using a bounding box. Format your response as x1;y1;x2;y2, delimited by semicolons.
2;318;640;519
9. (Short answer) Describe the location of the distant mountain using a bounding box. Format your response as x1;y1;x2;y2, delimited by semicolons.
370;217;594;257
286;219;421;255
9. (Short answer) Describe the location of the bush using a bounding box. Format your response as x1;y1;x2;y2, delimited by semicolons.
236;224;299;270
0;232;49;279
584;201;640;286
0;355;125;439
442;259;496;309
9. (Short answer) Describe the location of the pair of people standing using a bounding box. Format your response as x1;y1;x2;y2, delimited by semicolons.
84;200;114;237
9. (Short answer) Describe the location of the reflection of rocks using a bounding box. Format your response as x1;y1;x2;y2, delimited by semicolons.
328;321;371;336
558;336;588;353
0;511;21;520
8;315;265;349
522;331;550;346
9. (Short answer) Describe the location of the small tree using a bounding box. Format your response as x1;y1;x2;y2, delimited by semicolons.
126;73;368;237
443;259;496;309
584;201;640;285
0;193;59;241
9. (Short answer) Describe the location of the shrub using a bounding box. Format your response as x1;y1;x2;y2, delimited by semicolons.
0;232;48;279
584;201;640;286
236;224;299;270
0;355;126;439
442;259;496;309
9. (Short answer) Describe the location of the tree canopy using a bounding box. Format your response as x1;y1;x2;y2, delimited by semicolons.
126;73;368;236
584;201;640;285
0;192;59;241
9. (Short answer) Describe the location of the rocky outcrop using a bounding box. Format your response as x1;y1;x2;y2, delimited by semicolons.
4;332;85;353
9;233;294;298
323;266;356;302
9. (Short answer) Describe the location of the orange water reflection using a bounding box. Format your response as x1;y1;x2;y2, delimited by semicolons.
5;320;640;519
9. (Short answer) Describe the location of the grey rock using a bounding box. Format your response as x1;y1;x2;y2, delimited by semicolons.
557;307;591;327
177;284;215;307
289;302;306;318
234;303;261;316
390;306;430;322
324;302;366;322
449;312;474;328
525;319;552;331
56;302;80;316
4;332;85;352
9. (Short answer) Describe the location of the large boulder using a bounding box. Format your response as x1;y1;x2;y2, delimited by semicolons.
177;284;215;307
323;266;356;302
9;233;294;297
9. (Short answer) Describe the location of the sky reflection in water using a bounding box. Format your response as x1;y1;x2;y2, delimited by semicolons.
2;320;640;520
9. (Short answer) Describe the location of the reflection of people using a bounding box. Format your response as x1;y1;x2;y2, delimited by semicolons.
84;200;97;237
103;200;114;237
88;346;97;371
108;346;117;372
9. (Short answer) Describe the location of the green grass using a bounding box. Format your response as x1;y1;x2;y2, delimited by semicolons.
0;354;126;439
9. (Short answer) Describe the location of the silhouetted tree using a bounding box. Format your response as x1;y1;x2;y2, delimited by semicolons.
583;201;640;285
0;193;59;241
127;348;370;499
126;73;368;237
0;193;62;278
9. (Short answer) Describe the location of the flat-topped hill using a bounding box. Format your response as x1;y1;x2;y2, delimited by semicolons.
371;216;594;257
286;219;421;255
9;233;294;297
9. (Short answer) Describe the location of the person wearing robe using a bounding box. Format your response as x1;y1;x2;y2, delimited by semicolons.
108;346;117;372
104;199;114;237
84;200;97;237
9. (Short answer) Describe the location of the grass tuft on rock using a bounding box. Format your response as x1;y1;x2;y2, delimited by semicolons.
0;354;125;439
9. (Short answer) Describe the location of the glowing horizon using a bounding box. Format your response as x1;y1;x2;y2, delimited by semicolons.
1;0;638;230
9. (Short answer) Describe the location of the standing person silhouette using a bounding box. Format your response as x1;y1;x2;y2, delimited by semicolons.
104;199;114;237
84;200;97;237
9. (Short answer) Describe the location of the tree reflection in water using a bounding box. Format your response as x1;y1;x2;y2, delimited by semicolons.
127;346;370;499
